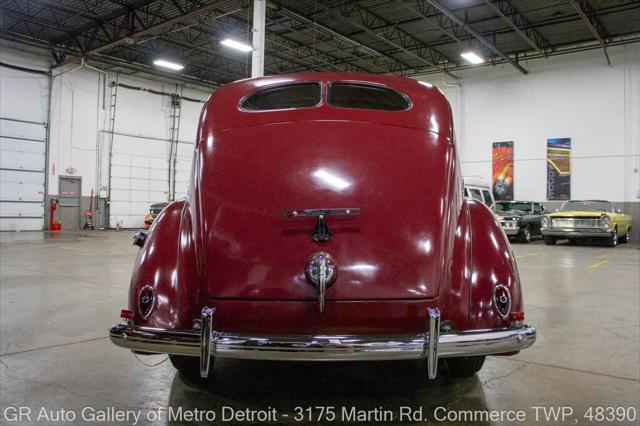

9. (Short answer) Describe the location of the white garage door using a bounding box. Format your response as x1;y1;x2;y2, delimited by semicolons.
0;62;48;231
0;118;46;231
173;140;194;200
0;62;49;231
172;97;200;200
109;133;169;228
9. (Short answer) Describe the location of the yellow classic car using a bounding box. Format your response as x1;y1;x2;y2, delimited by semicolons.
541;200;632;247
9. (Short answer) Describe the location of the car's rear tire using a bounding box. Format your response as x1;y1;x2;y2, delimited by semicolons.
170;355;214;379
606;228;618;247
517;226;531;243
445;356;486;378
543;236;557;245
568;238;578;245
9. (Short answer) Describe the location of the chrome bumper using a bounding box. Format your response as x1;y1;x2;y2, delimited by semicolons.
542;228;611;237
110;308;536;378
501;227;520;236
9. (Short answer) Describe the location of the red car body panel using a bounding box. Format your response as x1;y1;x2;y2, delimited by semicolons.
127;72;523;337
197;123;455;301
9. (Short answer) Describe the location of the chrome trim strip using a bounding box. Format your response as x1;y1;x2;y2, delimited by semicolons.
542;228;611;237
110;323;536;362
550;217;601;228
282;208;360;218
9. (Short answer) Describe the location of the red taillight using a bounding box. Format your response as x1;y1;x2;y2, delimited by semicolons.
510;311;525;322
120;309;134;320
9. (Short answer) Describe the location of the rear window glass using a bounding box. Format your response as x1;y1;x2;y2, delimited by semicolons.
329;83;410;111
468;188;483;202
241;83;321;111
482;190;493;206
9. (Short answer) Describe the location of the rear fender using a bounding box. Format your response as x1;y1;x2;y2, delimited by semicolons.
466;199;523;329
128;200;198;329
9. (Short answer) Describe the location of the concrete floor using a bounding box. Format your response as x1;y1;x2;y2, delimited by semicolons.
0;231;638;425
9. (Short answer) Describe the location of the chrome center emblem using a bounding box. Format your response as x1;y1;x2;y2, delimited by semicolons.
305;252;337;312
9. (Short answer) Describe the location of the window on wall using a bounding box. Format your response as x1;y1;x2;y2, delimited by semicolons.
328;83;410;111
240;83;321;111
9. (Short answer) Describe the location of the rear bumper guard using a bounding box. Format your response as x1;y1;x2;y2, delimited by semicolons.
110;307;536;378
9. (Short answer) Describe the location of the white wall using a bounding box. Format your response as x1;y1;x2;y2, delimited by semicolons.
0;41;211;228
48;60;210;199
0;43;49;230
416;43;640;204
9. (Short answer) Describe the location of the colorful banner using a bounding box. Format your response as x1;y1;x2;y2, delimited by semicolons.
546;138;571;200
492;141;514;201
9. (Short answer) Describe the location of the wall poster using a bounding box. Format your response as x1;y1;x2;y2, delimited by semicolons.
492;141;514;201
546;138;571;200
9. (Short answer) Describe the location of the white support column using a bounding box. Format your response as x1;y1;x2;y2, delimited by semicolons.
251;0;266;78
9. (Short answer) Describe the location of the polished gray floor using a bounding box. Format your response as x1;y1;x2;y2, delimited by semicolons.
0;231;638;425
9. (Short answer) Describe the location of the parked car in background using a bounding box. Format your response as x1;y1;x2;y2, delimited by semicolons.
463;176;495;208
110;72;535;381
143;202;169;229
542;200;632;247
494;201;546;243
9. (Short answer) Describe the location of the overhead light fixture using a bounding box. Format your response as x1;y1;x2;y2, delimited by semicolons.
220;38;253;52
152;59;184;71
460;51;484;65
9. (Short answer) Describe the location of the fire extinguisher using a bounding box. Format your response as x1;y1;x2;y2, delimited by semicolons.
49;198;61;231
83;189;95;230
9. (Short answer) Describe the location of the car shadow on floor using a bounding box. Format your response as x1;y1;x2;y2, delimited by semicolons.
554;239;629;247
166;359;490;425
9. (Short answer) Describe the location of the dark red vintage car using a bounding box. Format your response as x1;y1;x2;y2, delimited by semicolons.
111;72;536;380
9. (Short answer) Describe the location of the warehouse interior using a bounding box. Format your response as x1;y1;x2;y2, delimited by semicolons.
1;1;639;425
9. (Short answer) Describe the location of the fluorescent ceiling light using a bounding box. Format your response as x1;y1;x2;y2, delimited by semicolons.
220;38;253;52
460;51;484;64
153;59;184;71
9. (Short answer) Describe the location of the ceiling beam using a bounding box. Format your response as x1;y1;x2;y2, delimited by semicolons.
568;0;611;65
40;1;265;80
268;1;384;59
266;3;393;73
423;0;528;74
86;2;229;55
0;5;86;51
0;30;220;88
482;0;552;57
49;0;158;47
312;0;458;78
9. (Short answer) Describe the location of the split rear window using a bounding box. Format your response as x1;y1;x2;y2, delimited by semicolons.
329;83;410;111
240;82;411;111
240;83;321;110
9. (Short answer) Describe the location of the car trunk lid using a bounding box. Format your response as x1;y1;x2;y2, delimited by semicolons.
196;121;455;301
